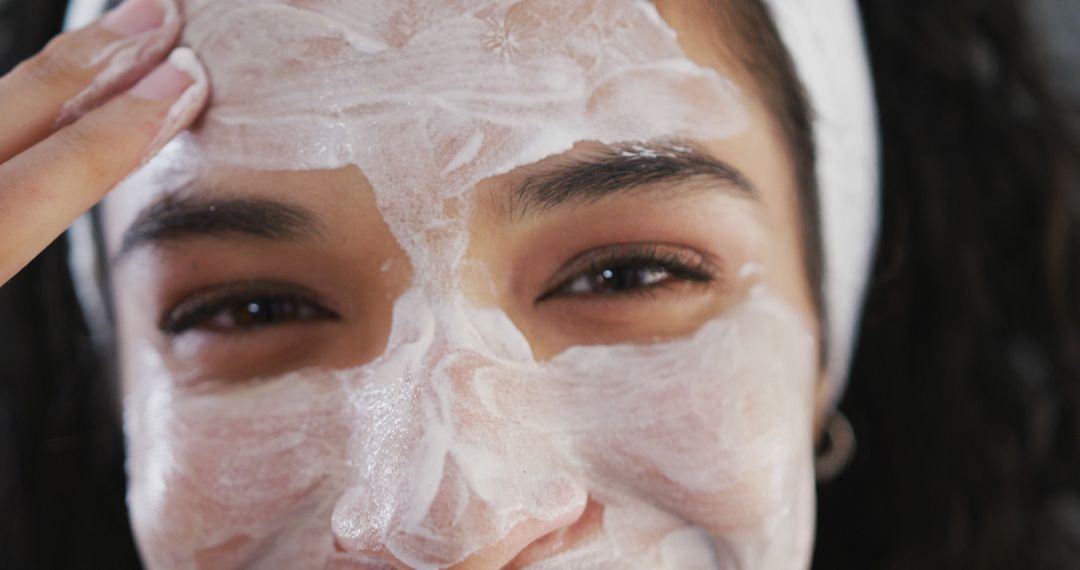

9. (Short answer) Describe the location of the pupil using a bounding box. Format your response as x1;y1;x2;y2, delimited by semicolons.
235;298;293;326
593;265;662;292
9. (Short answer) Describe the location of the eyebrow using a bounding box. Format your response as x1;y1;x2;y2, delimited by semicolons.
506;140;759;220
115;141;753;263
115;196;323;264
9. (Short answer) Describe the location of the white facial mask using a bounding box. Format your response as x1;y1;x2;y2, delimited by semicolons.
130;285;817;569
179;0;746;273
83;0;828;568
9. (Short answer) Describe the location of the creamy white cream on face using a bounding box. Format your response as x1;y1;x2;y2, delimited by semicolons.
129;285;816;569
116;1;820;568
179;0;746;268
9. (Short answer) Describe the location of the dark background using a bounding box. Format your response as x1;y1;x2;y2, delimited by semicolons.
1;1;154;568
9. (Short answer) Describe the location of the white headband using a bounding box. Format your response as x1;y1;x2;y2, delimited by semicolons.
762;0;880;406
65;0;879;408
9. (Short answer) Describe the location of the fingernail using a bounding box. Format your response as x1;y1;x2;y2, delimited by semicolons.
130;56;193;100
102;0;165;36
139;48;209;159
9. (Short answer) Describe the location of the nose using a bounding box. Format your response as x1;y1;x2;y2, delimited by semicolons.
329;344;589;569
445;513;583;570
339;509;586;570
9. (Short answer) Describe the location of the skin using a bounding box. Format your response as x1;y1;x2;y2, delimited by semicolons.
0;0;204;284
2;0;828;567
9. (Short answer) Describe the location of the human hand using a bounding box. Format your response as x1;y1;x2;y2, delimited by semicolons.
0;0;208;285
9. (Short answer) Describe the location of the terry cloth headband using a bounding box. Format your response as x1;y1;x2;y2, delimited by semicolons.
763;0;880;408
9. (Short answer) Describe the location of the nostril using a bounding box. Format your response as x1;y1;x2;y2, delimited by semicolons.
333;525;413;570
335;537;413;570
504;498;605;569
439;498;596;570
332;480;591;569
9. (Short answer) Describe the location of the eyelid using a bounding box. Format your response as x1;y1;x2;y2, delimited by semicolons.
537;242;722;302
159;280;340;336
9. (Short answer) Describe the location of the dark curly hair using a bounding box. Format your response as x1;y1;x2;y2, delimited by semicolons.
816;1;1080;568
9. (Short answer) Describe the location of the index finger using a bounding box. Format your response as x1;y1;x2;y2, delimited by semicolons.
0;0;180;163
0;48;209;286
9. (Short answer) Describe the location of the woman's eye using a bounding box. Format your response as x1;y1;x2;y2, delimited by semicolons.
561;264;675;295
541;244;718;301
160;283;339;335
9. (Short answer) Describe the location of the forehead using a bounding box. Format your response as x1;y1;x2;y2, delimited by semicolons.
179;0;746;180
105;1;766;256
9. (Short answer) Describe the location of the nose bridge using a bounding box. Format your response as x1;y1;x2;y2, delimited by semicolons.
331;302;587;568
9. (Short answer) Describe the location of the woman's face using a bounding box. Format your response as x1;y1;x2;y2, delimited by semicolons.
102;0;825;568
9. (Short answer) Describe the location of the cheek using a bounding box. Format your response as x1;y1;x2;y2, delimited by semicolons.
126;370;352;564
123;286;817;568
575;375;811;529
530;290;818;539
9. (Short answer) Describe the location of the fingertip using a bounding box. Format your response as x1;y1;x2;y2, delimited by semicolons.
139;47;210;158
130;59;192;101
56;0;184;127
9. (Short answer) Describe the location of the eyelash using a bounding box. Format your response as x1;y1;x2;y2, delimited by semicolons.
159;244;716;336
159;282;340;336
538;243;719;302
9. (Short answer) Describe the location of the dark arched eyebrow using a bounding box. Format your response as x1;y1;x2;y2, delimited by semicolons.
506;140;759;220
114;196;323;265
114;140;756;264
